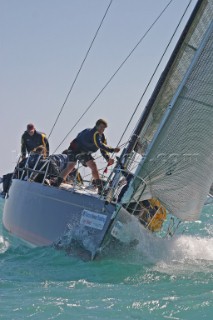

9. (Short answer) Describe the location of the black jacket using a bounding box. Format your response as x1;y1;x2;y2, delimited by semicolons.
21;130;49;157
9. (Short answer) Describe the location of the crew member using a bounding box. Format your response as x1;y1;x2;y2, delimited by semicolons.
21;123;49;159
53;119;120;193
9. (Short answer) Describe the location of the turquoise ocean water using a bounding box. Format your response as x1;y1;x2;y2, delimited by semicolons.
0;197;212;320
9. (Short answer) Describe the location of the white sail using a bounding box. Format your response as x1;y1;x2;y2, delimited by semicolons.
124;19;213;221
136;0;213;155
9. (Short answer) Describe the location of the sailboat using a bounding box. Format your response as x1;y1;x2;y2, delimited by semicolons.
2;0;213;259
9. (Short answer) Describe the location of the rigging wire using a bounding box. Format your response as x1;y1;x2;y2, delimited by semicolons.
48;0;114;139
77;0;193;184
116;0;193;148
53;0;175;153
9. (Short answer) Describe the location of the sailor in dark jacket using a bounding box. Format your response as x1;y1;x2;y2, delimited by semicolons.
21;123;49;159
69;125;115;164
53;119;120;192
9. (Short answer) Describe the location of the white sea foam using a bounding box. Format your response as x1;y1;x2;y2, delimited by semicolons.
0;235;10;254
119;216;213;276
113;212;213;270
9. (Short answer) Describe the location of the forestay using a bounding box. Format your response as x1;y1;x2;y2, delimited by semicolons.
123;5;213;221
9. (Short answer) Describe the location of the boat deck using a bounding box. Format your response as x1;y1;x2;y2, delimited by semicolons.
58;182;100;198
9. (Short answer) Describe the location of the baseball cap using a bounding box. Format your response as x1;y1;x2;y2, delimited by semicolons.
27;123;35;131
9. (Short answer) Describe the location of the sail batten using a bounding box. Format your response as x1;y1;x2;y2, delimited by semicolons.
125;15;213;221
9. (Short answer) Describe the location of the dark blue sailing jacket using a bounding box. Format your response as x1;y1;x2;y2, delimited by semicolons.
71;126;115;161
21;130;49;157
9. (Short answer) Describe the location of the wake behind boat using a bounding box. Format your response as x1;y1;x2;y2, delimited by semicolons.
2;0;213;260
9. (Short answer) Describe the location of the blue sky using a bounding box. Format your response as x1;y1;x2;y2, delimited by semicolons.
0;0;197;176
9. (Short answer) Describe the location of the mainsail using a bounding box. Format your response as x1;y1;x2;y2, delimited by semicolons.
122;0;213;221
135;0;213;155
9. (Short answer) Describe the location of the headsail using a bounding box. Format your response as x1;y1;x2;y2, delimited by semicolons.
122;1;213;221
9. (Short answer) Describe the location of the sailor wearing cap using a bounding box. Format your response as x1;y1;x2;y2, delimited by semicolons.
21;123;49;159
